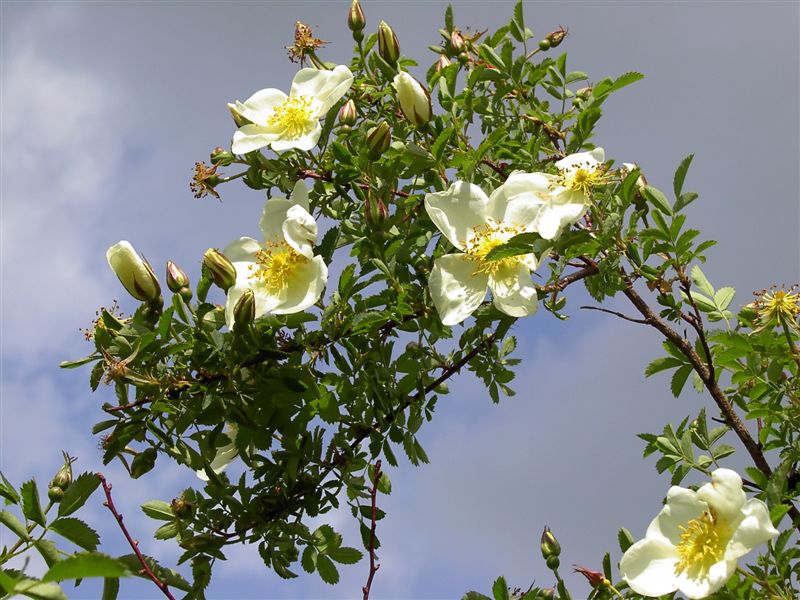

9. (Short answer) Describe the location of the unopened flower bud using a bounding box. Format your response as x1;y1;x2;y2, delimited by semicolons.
338;99;357;127
233;288;256;326
50;453;75;491
450;29;466;53
366;121;391;156
435;54;452;72
540;526;561;560
203;248;237;291
48;486;65;502
540;589;555;600
166;261;192;301
576;86;592;100
347;0;366;32
107;241;162;302
573;565;610;589
546;27;567;48
210;146;235;167
392;72;432;127
377;21;400;64
364;197;389;229
622;163;648;191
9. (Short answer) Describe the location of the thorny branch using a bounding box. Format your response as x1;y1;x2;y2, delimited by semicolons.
98;473;177;600
362;459;382;600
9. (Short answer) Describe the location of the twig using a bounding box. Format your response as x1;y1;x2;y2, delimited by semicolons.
540;263;599;293
579;305;648;324
480;158;508;177
104;397;154;413
298;169;410;198
97;473;177;600
362;460;382;600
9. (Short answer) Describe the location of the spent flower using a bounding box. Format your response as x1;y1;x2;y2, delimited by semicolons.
228;65;353;154
619;468;778;599
748;285;800;332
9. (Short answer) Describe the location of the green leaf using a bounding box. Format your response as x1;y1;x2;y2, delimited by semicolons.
766;460;791;508
141;500;174;521
670;365;692;397
690;265;715;297
35;540;62;568
492;576;510;600
315;554;339;585
485;232;538;262
0;472;20;504
674;191;699;212
462;593;492;600
154;521;179;540
49;518;100;551
0;509;30;541
9;578;67;600
618;528;634;552
21;480;46;527
101;577;120;600
59;355;99;369
58;473;100;517
642;185;672;215
644;356;685;377
714;287;735;310
328;547;363;565
301;546;316;573
673;154;694;199
610;71;644;93
42;552;130;582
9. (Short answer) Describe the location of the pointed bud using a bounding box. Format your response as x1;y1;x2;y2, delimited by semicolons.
107;241;162;302
546;27;567;48
573;565;610;589
435;54;452;72
233;288;256;326
203;248;237;291
450;29;466;53
347;0;366;32
392;71;432;127
540;526;561;560
364;196;389;229
338;99;357;127
166;261;192;301
377;21;400;64
366;121;391;157
50;452;75;491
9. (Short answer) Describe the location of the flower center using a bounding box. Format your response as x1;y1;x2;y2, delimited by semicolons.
674;511;727;577
555;162;606;198
464;222;524;277
268;96;316;139
250;243;307;293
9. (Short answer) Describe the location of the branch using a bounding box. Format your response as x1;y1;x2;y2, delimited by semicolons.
362;460;382;600
97;473;177;600
104;397;153;413
579;305;648;324
540;263;599;293
480;158;508;177
298;169;410;198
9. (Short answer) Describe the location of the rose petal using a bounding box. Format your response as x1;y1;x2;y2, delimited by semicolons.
271;256;328;315
290;65;354;114
675;558;736;599
489;263;538;318
425;181;491;250
620;537;679;597
725;498;779;560
428;253;488;326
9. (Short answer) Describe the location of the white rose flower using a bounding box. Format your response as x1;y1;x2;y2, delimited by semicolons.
196;425;239;481
424;180;543;326
506;148;606;240
392;71;432;127
620;468;778;599
223;180;328;328
229;65;354;154
106;240;161;302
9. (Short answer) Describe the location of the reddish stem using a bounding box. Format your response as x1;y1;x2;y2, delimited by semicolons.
362;460;382;600
97;473;176;600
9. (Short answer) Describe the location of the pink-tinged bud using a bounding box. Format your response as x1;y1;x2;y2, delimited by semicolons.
435;54;452;72
377;21;400;64
392;71;432;127
540;526;561;560
233;288;255;326
573;565;610;589
546;26;567;48
450;29;466;53
338;99;357;127
107;241;162;302
203;248;237;291
166;261;192;301
210;146;235;166
366;121;391;156
347;0;366;32
364;196;389;229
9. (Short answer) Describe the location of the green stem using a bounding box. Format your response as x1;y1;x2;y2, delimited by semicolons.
780;317;800;370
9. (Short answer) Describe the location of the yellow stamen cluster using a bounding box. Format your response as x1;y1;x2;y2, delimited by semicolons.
750;286;800;331
251;243;306;293
268;96;315;139
559;161;607;197
674;511;726;577
464;222;524;277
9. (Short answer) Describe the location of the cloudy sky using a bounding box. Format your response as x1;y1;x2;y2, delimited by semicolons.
1;1;798;598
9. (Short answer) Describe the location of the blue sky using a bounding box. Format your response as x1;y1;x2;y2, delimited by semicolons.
1;1;798;598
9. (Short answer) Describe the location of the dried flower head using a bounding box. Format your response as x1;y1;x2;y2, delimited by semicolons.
190;161;221;200
81;300;126;341
287;21;327;65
